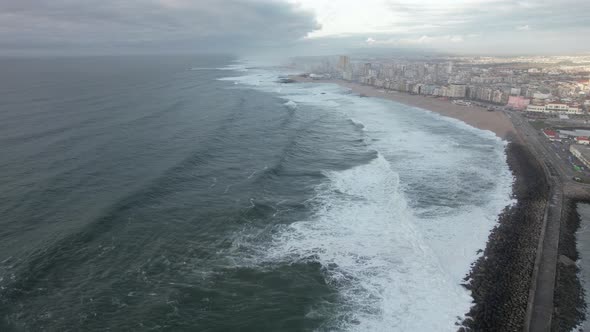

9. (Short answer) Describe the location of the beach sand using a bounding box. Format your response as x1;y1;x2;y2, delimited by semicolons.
293;77;517;140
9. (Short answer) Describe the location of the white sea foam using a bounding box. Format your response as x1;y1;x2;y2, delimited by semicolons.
267;154;473;331
349;118;366;131
283;100;298;110
190;65;248;71
222;63;514;331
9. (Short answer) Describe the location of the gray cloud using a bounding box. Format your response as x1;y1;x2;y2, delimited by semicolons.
1;0;587;56
351;0;590;55
0;0;320;54
383;0;590;33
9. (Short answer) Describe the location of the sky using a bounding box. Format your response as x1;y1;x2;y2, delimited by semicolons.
1;0;589;55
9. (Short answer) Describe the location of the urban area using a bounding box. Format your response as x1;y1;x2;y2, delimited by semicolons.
293;54;590;182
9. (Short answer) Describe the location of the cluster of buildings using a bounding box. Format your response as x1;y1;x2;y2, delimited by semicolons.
542;128;590;169
296;55;590;116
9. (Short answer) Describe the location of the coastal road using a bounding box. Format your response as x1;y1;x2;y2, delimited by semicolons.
507;111;560;332
507;111;585;332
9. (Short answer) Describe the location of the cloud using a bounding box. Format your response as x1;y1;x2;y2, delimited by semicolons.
381;0;588;34
0;0;320;54
516;24;531;30
295;0;590;55
364;34;464;46
1;0;588;55
366;37;377;44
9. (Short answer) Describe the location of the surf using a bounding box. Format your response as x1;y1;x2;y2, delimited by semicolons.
221;61;514;331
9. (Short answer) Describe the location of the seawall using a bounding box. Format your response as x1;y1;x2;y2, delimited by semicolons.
460;142;550;331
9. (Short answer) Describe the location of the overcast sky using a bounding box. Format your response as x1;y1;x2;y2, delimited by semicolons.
1;0;589;55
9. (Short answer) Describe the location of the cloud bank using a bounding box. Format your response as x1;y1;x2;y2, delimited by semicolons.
0;0;588;55
296;0;590;55
0;0;320;54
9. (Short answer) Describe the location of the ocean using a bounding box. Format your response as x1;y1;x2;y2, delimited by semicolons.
0;55;513;331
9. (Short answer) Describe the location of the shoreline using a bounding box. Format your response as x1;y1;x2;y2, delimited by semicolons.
290;76;517;141
290;76;551;329
460;142;549;330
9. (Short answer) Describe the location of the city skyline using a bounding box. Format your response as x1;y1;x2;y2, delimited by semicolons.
294;53;590;113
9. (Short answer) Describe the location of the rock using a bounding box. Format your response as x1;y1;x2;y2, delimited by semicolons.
559;254;576;266
459;143;550;331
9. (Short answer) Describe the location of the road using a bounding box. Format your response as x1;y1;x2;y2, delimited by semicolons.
507;110;590;331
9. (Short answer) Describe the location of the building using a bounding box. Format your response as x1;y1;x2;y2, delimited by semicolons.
507;96;530;110
337;56;352;80
571;145;590;168
448;84;467;98
526;102;583;115
533;92;551;100
543;129;560;141
527;104;550;113
558;129;590;137
338;56;350;70
363;63;372;76
342;70;353;81
569;106;583;114
546;102;569;112
447;61;453;74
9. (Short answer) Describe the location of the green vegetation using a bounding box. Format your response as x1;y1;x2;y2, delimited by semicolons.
529;120;547;130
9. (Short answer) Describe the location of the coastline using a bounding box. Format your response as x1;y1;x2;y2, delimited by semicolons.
290;76;517;140
461;142;549;330
290;76;551;329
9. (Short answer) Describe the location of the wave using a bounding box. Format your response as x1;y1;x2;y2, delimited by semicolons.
220;60;514;331
283;100;297;110
348;118;366;131
190;64;248;72
265;154;471;331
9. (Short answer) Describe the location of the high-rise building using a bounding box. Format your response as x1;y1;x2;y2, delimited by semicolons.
433;64;439;83
363;63;372;76
338;56;350;71
448;84;466;98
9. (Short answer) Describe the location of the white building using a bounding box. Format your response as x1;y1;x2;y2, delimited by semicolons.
546;102;569;112
447;84;467;98
526;103;583;115
526;104;549;113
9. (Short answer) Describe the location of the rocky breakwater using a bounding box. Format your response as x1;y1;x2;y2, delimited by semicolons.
552;199;587;331
459;142;550;331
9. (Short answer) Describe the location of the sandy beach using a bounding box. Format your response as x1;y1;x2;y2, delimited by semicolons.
293;77;517;140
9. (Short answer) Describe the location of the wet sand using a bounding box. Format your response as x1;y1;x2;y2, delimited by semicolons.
293;77;517;140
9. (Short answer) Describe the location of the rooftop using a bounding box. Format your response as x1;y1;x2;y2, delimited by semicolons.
543;129;558;137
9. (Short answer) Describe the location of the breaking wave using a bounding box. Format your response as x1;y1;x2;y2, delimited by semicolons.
221;62;514;331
